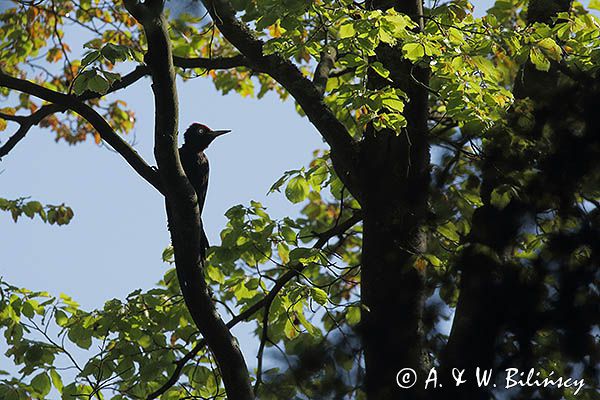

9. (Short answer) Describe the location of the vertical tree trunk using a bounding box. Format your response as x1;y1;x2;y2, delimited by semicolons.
122;2;254;398
438;1;573;398
360;1;430;398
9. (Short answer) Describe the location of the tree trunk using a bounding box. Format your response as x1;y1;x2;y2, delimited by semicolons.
360;1;430;398
438;0;573;398
122;2;254;398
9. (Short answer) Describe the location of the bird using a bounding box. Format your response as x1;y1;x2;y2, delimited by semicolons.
179;122;231;255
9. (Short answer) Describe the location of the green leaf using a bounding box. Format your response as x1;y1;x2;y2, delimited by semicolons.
3;388;19;400
537;38;562;61
437;221;460;242
67;325;92;349
285;176;310;203
339;22;356;39
281;226;297;244
382;13;411;35
423;40;441;57
31;372;51;396
346;306;361;326
268;174;288;193
423;254;442;267
529;47;550;72
54;310;69;326
162;246;174;263
137;335;152;348
206;265;225;284
21;300;34;318
338;53;365;68
233;282;254;300
62;383;78;400
101;70;121;84
22;202;36;218
284;318;298;339
311;287;328;305
590;0;600;10
381;95;404;113
50;369;64;393
72;70;94;95
371;61;390;78
447;27;464;44
490;186;512;209
378;27;396;44
87;74;110;94
277;242;290;264
294;305;316;335
81;50;100;66
100;43;130;63
402;42;424;61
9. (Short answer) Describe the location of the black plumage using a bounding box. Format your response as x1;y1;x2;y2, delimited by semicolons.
179;123;230;254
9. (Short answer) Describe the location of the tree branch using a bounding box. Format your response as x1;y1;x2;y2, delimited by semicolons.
0;112;27;123
200;0;361;197
122;0;255;398
79;65;149;100
146;211;363;399
0;66;149;160
0;104;63;158
0;71;162;192
173;54;255;70
0;55;270;160
253;298;271;395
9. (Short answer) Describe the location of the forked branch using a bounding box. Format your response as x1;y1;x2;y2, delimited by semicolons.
0;71;161;192
0;104;63;158
200;0;361;197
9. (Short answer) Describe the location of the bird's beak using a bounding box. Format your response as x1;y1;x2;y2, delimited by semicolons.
210;129;231;138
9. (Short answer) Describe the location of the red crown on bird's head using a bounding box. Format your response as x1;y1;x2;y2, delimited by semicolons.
183;123;230;149
189;122;211;132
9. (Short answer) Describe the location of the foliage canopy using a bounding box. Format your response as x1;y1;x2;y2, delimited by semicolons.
1;0;599;399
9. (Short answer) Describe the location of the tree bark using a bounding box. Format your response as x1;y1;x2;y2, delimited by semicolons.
438;1;574;398
360;1;430;398
123;2;253;399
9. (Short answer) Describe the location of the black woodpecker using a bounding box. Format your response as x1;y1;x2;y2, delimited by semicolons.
179;122;230;254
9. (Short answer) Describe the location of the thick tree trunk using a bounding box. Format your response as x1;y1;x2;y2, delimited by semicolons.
361;152;430;400
438;1;573;398
360;1;430;398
